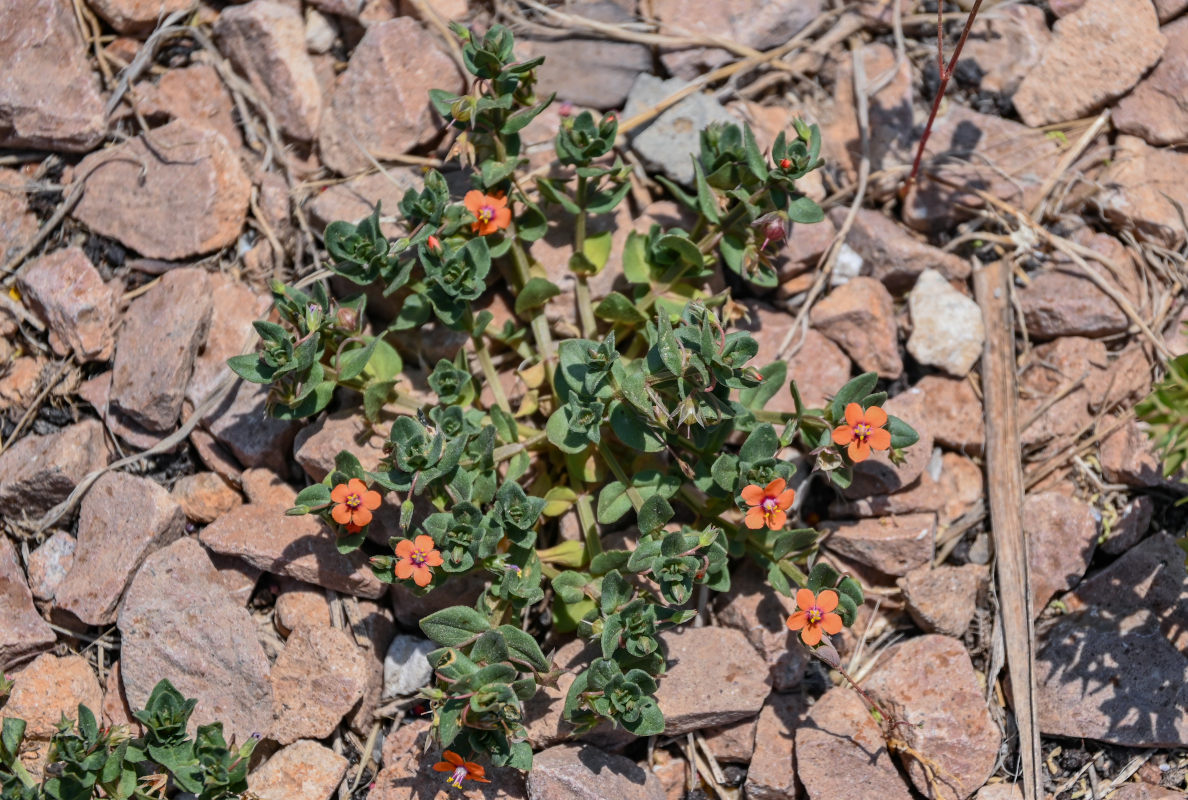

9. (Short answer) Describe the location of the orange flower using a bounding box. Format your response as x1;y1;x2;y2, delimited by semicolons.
433;750;490;788
831;402;891;463
394;534;443;587
786;588;843;646
330;478;382;528
463;190;511;236
741;478;795;530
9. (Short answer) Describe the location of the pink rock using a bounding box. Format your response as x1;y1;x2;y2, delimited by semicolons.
16;247;116;362
810;276;902;379
796;687;913;800
784;329;853;411
0;0;106;151
136;63;243;149
713;560;806;691
831;452;983;525
1100;135;1188;248
1024;491;1099;614
86;0;191;33
865;635;1001;800
214;1;323;141
269;625;369;744
1098;417;1180;490
208;552;262;606
897;563;986;636
918;376;986;455
71;120;252;260
55;471;185;625
0;536;56;666
305;169;421;236
1086;346;1152;414
318;18;463;175
344;596;396;733
248;739;348;800
274;578;333;635
1109;785;1188;800
0;418;110;518
293;407;388;481
831;208;970;293
1018;337;1106;449
962;5;1051;94
172;471;243;523
4;654;102;776
743;693;806;800
26;530;76;602
202;379;299;473
701;716;756;763
528;745;664;800
1115;16;1188;146
654;626;769;735
1019;267;1129;339
111;267;213;432
821;513;936;577
0;168;39;265
118;537;273;743
101;660;138;730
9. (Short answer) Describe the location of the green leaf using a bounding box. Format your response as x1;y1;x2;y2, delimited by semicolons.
498;625;551;673
1;718;26;765
621;232;650;284
600;570;633;615
829;372;879;422
516;201;549;242
293;483;331;508
739;423;778;463
595;292;648;326
363;380;395;424
656;234;703;267
582;230;614;273
807;561;841;594
622;698;665;736
693;160;720;223
272;380;335;420
609;403;664;452
787;195;825;224
886;414;920;449
515;277;562;315
226;354;276;384
367;338;403;382
739;361;787;411
502;93;554;133
596;481;632;524
419;606;492;646
637;494;674;535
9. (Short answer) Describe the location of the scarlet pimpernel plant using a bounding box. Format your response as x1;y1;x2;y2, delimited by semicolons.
227;23;919;776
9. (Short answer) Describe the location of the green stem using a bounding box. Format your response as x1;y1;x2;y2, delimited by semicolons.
509;232;557;373
576;493;601;559
597;441;646;511
473;331;512;414
572;176;598;338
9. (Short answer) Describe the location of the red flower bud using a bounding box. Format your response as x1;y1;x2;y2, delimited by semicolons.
779;158;792;169
427;235;441;252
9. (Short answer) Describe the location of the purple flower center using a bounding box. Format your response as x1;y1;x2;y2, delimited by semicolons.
345;492;361;509
853;422;871;442
409;549;428;567
477;205;495;224
806;606;823;625
762;497;778;512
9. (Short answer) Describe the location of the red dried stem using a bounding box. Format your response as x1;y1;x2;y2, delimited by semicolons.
901;0;985;198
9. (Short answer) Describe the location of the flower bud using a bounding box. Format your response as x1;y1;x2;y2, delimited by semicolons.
779;157;792;169
336;306;358;331
426;235;442;253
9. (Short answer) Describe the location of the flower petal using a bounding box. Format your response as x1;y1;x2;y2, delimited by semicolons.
764;478;786;498
443;751;464;766
394;560;414;580
800;624;822;646
744;507;766;529
414;534;436;552
769;509;787;529
494;207;512;229
796;588;816;611
847;440;870;463
351;506;373;527
331;504;352;525
816;589;839;612
845;402;863;426
466;763;486;778
362;490;382;510
740;484;765;506
330;483;350;503
832;425;854;446
775;489;795;511
463;191;484;213
394;539;414;558
348;478;368;495
786;611;808;630
868;427;892;451
822;612;844;635
864;405;888;428
413;566;433;587
432;762;454;773
425;551;444;567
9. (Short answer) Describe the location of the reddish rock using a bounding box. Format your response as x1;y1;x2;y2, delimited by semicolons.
844;386;935;498
0;0;106;151
1014;0;1165;127
4;654;102;775
111;267;213;432
136;63;242;149
118;537;273;743
701;716;756;763
897;564;986;637
831;207;970;292
810;276;902;379
86;0;191;33
1087;346;1152;414
1099;417;1180;489
654;626;769;735
1018;337;1106;449
318;18;463;175
248;739;348;800
821;513;936;577
71;120;252;260
241;467;297;506
831;452;983;525
1100;135;1188;248
208;552;262;606
1115;16;1188;146
101;660;138;730
0;418;110;518
16;247;117;363
0;536;56;666
344;596;396;733
203;379;299;473
55;471;185;625
865;636;1001;800
1019;267;1129;339
1100;495;1154;555
528;745;664;800
214;1;322;141
1109;786;1188;800
0;356;46;412
1024;491;1099;614
305;169;421;236
796;687;913;800
293;407;388;481
743;693;806;800
713;560;806;691
172;471;243;523
191;428;244;483
0;168;39;265
274;579;333;635
269;624;369;744
963;5;1050;94
200;502;386;598
784;329;853;411
26;530;76;603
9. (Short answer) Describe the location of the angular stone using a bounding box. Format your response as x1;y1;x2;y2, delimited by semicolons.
270;624;368;744
345;597;396;734
1100;135;1188;248
0;536;56;666
203;379;299;474
1108;786;1188;800
796;687;913;800
0;0;106;151
111;267;213;432
897;563;986;637
713;560;806;691
319;18;462;175
1099;417;1183;490
172;471;243;524
87;0;191;33
844;386;934;498
136;63;242;149
624;74;739;185
382;634;434;699
101;660;137;729
831;452;983;525
71;120;251;260
215;1;322;141
16;247;117;363
392;570;484;627
701;717;756;763
1018;337;1106;449
1035;608;1188;747
0;419;110;518
811;276;901;379
249;739;349;800
528;745;664;800
1086;346;1152;414
784;329;853;411
119;538;273;744
1019;268;1129;339
907;270;984;377
1024;491;1099;614
305;169;421;236
26;530;76;603
209;552;262;606
55;471;185;625
963;4;1050;95
743;693;805;800
832;208;970;293
4;654;102;775
274;578;332;635
654;626;769;735
866;636;1001;800
1115;16;1188;146
1014;0;1165;127
0;168;39;266
186;268;270;413
822;514;936;577
0;356;47;412
1100;495;1155;555
293;407;388;481
201;503;386;598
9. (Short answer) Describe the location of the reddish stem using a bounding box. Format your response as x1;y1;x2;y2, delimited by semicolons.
901;0;985;199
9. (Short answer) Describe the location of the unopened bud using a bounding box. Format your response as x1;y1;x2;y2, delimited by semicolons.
336;306;358;330
426;235;441;252
779;157;792;169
